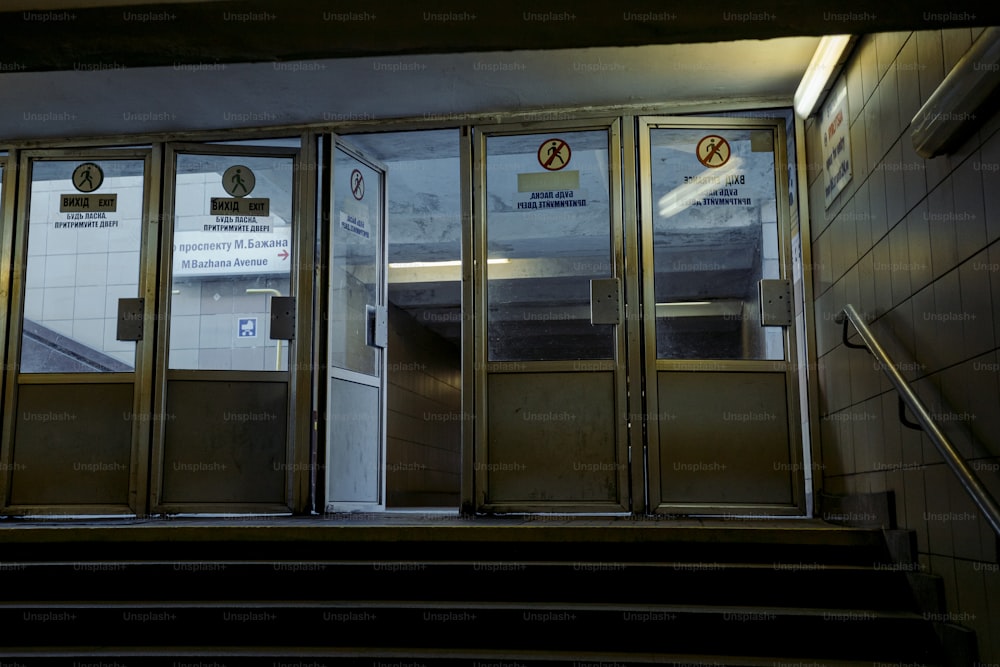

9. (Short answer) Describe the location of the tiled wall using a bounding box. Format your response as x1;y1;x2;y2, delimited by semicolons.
385;303;461;507
807;29;1000;657
168;275;289;370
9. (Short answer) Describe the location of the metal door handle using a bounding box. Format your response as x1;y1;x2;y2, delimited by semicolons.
367;304;388;348
116;298;144;341
590;278;621;325
759;279;792;326
269;296;296;340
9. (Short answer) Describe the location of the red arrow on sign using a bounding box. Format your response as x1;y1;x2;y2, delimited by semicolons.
278;249;289;261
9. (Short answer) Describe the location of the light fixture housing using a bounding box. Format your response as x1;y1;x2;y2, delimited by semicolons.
911;27;1000;158
793;35;854;118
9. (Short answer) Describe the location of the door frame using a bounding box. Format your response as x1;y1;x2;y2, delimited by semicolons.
0;106;814;520
0;152;15;479
0;147;160;516
149;140;313;515
636;116;806;516
322;134;389;513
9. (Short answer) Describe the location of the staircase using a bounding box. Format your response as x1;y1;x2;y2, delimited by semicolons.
0;518;953;665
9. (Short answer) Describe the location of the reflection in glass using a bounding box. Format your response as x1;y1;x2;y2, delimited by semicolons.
649;128;783;360
169;153;293;371
21;159;144;373
485;131;614;361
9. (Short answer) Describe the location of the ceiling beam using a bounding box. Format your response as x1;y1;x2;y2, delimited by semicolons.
2;1;995;74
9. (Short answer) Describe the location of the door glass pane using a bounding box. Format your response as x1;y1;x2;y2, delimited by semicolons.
169;153;294;371
649;128;783;360
21;158;144;373
329;147;382;377
485;131;614;361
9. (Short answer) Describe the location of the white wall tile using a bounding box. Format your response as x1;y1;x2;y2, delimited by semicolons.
42;254;76;288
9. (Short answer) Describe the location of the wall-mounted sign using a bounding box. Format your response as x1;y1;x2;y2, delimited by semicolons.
537;138;571;171
821;80;851;208
173;227;291;278
238;317;258;338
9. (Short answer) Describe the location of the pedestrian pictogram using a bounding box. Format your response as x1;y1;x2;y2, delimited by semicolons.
537;138;571;171
350;169;365;200
696;135;731;168
72;163;103;193
222;165;256;197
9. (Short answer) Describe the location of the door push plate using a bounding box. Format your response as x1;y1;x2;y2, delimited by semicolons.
759;279;792;326
590;278;620;325
116;298;144;341
367;304;388;348
270;296;295;340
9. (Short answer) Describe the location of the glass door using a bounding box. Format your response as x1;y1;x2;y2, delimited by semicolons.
638;117;805;515
472;120;632;512
324;138;388;512
0;149;158;514
150;143;303;513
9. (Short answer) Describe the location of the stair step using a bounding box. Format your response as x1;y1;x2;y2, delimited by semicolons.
0;521;946;663
0;561;919;611
0;648;945;667
0;522;893;565
0;602;944;661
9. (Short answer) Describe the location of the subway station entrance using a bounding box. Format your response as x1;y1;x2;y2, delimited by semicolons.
0;114;806;518
474;116;803;514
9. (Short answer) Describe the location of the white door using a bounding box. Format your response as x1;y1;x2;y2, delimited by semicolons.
325;138;388;511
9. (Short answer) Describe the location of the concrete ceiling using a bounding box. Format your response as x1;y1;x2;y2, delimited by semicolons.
3;0;995;73
3;39;821;142
1;0;995;142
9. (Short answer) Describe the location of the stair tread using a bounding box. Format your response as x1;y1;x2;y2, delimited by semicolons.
1;600;930;616
0;646;946;666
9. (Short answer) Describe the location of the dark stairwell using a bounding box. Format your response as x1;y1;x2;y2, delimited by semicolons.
0;517;964;665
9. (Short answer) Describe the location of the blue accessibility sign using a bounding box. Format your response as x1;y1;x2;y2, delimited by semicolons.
238;317;257;338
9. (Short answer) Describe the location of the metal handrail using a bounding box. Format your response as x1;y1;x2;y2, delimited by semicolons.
837;303;1000;537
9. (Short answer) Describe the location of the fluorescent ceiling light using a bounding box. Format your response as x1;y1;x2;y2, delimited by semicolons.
657;157;742;219
388;258;510;268
793;35;853;118
389;260;461;268
911;26;1000;158
655;299;743;318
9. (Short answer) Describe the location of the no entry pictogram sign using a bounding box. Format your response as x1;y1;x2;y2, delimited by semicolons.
696;135;731;168
350;169;365;200
538;138;571;171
